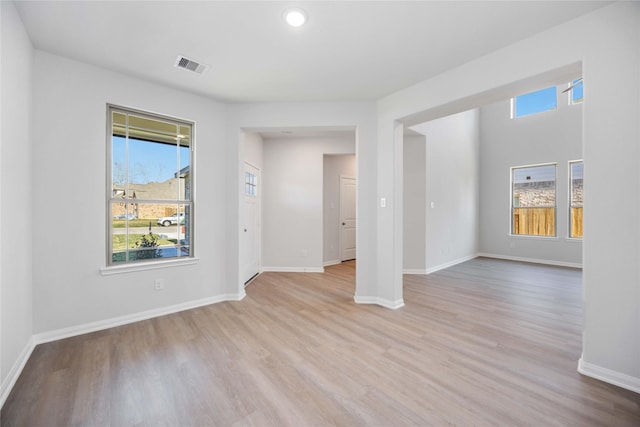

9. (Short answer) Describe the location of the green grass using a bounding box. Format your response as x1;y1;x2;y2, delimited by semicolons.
112;218;157;228
112;233;175;250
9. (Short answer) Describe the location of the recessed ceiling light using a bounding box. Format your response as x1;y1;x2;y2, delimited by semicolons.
284;8;307;27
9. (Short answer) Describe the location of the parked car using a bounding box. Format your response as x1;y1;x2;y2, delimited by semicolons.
114;213;137;220
157;212;185;226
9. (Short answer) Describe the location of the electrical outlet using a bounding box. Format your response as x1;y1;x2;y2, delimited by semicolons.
154;279;164;290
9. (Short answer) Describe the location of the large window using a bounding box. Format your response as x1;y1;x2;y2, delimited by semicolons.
511;163;556;237
569;160;583;238
511;86;557;118
108;106;193;265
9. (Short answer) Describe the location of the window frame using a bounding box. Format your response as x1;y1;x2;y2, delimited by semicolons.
568;160;584;239
510;162;557;238
105;104;196;268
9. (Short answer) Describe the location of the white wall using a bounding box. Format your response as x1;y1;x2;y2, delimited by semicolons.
243;131;263;170
579;3;640;390
31;51;231;334
0;1;34;402
323;154;356;265
261;136;354;271
402;135;427;272
377;2;640;390
479;88;582;266
413;110;480;272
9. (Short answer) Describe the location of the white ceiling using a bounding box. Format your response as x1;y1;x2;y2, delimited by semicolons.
15;1;609;104
253;127;355;140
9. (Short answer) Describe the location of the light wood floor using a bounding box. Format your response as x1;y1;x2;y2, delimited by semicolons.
2;258;639;426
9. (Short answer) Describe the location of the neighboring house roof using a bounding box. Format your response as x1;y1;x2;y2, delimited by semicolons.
175;165;190;179
114;177;185;201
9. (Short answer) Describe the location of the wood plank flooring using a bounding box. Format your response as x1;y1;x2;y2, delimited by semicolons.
2;258;639;426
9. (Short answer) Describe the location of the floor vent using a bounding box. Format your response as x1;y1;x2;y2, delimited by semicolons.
174;55;208;75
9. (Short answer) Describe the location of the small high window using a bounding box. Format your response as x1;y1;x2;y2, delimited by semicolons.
511;86;557;118
569;79;584;104
511;163;556;237
569;161;583;238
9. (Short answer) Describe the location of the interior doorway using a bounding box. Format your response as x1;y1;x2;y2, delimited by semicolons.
240;128;356;283
323;154;356;267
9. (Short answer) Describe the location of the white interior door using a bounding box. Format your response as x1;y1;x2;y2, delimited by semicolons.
241;163;260;284
340;176;356;261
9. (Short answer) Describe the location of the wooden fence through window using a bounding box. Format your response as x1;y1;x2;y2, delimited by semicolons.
513;207;555;236
571;207;583;238
513;207;583;237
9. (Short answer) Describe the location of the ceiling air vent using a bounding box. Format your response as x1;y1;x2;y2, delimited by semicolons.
174;55;208;75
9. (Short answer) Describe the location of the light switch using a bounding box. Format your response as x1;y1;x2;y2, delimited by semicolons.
380;197;386;208
430;201;435;209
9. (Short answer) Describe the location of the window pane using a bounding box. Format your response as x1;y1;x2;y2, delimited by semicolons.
112;135;127;194
244;172;257;196
111;202;191;264
112;114;192;201
178;125;191;140
179;145;191;200
128;137;179;189
512;164;556;236
512;165;556;207
128;114;178;140
112;112;126;137
571;79;584;104
570;161;583;238
514;86;557;118
570;162;583;207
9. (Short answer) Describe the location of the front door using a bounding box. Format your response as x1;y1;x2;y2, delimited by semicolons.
340;176;356;261
241;163;260;284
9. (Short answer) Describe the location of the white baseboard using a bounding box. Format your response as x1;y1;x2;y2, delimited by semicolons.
403;254;478;275
578;357;640;394
261;266;324;273
477;252;582;269
33;293;245;345
323;259;341;267
354;295;405;310
1;336;36;409
426;254;478;275
403;268;428;275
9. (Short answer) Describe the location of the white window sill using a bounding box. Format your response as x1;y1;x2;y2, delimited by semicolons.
100;257;199;276
564;237;583;243
508;234;559;241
